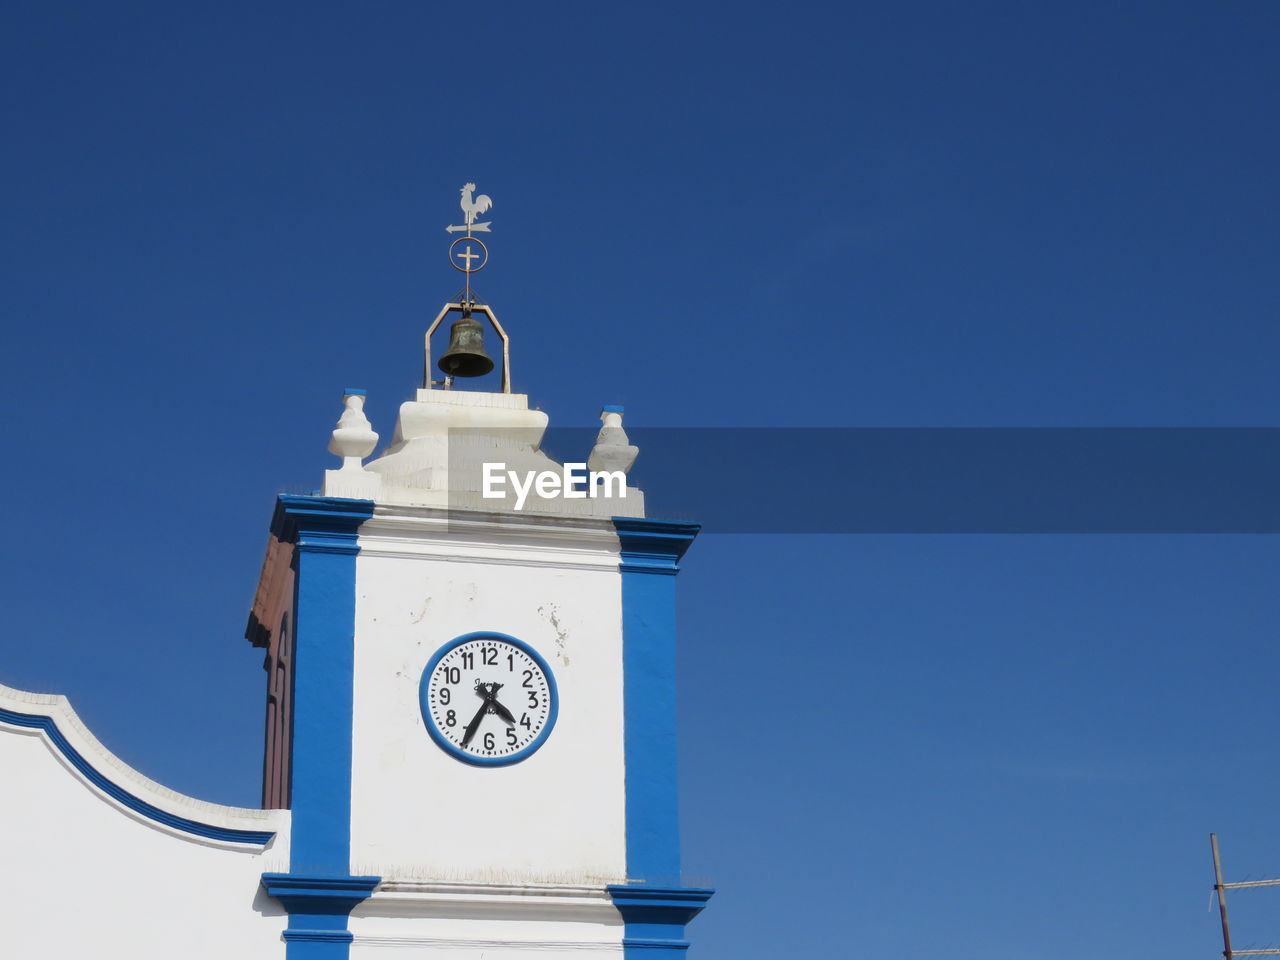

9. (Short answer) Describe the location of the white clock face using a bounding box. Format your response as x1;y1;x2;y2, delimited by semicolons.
420;634;557;766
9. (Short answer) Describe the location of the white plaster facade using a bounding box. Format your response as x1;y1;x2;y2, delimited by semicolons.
0;684;290;959
349;509;628;884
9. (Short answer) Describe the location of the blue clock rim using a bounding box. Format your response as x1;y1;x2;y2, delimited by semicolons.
419;631;560;768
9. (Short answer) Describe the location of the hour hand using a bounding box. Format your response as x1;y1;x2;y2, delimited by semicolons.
489;698;517;726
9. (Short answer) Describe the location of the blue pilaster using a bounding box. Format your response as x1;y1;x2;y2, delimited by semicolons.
611;518;712;955
263;495;378;959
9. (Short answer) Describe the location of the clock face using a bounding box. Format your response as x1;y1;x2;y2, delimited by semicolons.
419;632;558;766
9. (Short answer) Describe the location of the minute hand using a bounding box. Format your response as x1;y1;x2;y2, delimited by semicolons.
460;701;489;747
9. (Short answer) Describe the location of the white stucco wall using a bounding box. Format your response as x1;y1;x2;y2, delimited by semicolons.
348;509;628;886
0;689;289;959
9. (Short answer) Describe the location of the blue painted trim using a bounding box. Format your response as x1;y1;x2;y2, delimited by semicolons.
607;884;714;956
419;631;559;767
262;873;380;958
614;518;699;888
602;404;625;413
262;872;381;910
270;495;373;877
342;388;367;397
284;936;355;952
613;518;699;575
0;706;274;845
271;495;375;558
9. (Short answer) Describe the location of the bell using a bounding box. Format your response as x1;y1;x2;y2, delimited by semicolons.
437;313;495;378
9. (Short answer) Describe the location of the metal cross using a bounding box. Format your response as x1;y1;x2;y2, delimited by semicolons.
454;244;479;272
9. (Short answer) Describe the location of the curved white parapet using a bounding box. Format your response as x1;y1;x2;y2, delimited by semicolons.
0;681;287;851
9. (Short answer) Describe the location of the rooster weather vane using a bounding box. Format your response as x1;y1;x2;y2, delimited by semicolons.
447;183;492;235
446;182;492;304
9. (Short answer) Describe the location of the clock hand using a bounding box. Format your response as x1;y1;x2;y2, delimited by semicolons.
460;699;490;747
479;681;516;726
460;682;516;746
489;697;517;726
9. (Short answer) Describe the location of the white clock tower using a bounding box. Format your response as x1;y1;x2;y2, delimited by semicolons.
245;206;711;958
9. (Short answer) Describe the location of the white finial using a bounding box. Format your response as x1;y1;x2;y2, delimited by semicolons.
327;390;379;470
588;405;638;476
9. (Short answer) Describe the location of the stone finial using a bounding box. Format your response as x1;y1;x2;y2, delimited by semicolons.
587;405;638;476
328;390;379;469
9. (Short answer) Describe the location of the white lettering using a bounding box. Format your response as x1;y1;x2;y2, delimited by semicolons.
591;470;627;499
482;463;506;499
510;469;536;511
562;463;588;498
535;470;561;499
488;464;630;510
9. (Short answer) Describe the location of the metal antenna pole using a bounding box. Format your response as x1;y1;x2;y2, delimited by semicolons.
1214;834;1235;960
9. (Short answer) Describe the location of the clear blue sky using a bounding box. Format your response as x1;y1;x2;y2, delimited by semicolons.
3;3;1279;957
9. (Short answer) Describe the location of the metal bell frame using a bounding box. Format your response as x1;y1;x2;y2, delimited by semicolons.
423;302;512;393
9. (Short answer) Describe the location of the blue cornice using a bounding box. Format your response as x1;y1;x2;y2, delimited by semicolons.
0;706;275;846
270;495;376;554
607;885;715;956
263;873;380;956
261;873;381;916
607;884;714;926
613;518;700;575
282;930;354;943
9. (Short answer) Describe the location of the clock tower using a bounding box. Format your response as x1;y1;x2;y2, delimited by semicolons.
246;199;711;959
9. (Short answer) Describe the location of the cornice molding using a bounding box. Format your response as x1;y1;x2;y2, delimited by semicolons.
356;507;623;570
356;878;622;923
607;884;714;954
262;872;382;916
613;518;700;575
352;934;622;952
269;495;376;552
606;884;714;924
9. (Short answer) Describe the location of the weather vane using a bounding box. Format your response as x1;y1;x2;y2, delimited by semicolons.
446;182;492;307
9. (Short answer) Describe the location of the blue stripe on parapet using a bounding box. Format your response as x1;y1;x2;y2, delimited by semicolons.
0;706;274;845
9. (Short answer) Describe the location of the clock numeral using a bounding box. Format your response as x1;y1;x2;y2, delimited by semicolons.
522;669;534;688
439;687;451;705
520;713;531;729
506;727;519;746
483;731;495;750
482;647;498;666
461;652;474;669
527;691;539;709
507;653;514;671
443;666;460;684
445;710;456;727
